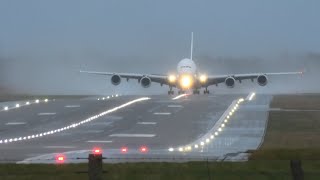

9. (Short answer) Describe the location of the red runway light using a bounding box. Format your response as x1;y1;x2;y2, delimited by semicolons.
93;147;102;155
139;146;148;153
56;154;65;163
121;147;128;153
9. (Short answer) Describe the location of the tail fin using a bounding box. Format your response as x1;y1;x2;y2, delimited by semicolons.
190;32;194;61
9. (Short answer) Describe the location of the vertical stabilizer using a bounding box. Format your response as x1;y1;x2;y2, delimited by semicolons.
190;32;194;61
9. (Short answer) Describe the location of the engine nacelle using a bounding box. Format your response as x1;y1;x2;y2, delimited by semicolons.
225;77;235;88
111;74;121;85
140;76;151;88
257;74;268;86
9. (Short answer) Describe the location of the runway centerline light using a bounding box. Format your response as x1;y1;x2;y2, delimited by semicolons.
35;99;40;103
168;148;174;152
15;104;20;108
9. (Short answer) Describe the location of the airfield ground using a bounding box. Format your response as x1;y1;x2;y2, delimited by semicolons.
0;94;319;180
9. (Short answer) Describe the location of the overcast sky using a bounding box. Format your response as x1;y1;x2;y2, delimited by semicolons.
0;0;319;95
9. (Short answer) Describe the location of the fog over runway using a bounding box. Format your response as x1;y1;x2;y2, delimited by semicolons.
0;93;270;163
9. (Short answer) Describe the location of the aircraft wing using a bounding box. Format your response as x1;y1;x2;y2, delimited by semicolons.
204;71;304;87
80;70;171;86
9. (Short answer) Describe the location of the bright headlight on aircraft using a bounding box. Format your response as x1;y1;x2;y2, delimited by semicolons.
180;75;192;88
168;75;177;83
199;74;208;83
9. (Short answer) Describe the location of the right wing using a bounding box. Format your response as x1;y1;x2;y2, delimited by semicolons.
80;70;173;86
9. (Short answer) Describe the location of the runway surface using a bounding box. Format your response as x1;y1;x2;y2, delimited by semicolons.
0;93;271;163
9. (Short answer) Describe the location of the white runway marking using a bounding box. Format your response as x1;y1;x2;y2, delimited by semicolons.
153;112;171;115
168;105;183;108
172;94;188;100
109;134;156;138
87;140;113;143
64;105;80;108
137;122;157;125
44;146;76;149
38;112;56;116
6;122;26;125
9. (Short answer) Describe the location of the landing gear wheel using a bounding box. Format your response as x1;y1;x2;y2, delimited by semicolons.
168;90;174;95
203;90;210;94
193;90;200;95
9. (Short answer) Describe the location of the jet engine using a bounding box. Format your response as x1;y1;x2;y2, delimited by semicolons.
111;74;121;85
225;77;235;88
257;74;268;86
140;77;151;88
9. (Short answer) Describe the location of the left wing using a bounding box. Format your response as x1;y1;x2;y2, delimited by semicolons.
80;70;172;86
203;71;303;87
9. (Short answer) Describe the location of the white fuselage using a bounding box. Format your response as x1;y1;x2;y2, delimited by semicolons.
176;58;198;90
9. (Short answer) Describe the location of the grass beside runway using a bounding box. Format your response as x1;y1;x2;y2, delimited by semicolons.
254;94;320;151
0;161;319;180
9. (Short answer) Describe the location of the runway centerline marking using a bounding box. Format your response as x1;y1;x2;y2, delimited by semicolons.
137;122;157;125
87;140;113;143
153;112;171;115
6;122;26;125
38;113;56;116
44;146;76;149
168;105;183;108
109;134;156;138
64;105;80;108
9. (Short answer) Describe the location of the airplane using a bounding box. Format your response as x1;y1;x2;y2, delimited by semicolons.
80;32;303;95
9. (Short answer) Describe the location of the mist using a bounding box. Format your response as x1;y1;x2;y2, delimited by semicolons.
0;0;319;95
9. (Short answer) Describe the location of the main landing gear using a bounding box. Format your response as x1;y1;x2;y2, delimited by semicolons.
203;87;210;94
193;89;200;95
168;86;174;95
178;90;186;95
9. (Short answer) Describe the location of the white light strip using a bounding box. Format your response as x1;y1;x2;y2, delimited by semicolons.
172;94;188;100
0;97;150;144
247;92;256;101
168;93;256;153
1;99;51;112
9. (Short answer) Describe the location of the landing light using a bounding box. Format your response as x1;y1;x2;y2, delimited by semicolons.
168;75;176;83
44;99;48;102
168;148;174;152
4;107;8;111
199;74;208;83
180;75;192;88
26;102;30;105
15;104;20;108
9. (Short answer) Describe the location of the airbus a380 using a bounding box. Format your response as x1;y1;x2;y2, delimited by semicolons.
81;33;303;95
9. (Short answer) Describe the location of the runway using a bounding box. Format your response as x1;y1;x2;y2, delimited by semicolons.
0;93;271;163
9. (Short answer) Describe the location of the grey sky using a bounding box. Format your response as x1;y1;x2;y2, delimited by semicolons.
0;0;319;94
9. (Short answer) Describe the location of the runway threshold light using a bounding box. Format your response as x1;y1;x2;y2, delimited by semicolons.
56;154;65;164
93;147;102;155
139;146;149;153
121;147;128;153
